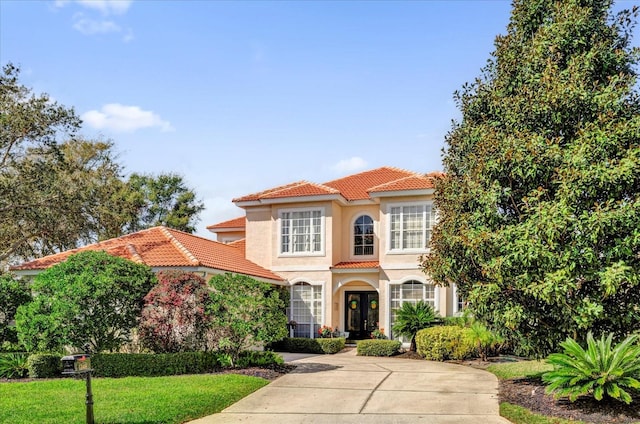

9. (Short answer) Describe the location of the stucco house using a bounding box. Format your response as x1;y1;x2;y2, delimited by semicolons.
12;166;461;341
208;167;462;340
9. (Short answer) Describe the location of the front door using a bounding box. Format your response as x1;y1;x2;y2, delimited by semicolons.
345;291;379;339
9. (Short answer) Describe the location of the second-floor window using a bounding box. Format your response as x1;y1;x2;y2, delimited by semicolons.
354;215;374;256
388;202;436;252
280;208;324;255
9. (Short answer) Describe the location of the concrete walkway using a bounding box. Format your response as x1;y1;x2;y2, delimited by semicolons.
189;349;511;424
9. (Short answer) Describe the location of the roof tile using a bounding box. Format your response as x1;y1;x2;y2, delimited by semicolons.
11;227;283;281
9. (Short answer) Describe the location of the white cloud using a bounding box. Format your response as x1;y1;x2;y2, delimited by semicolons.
331;157;368;173
56;0;132;15
82;104;174;133
73;15;121;35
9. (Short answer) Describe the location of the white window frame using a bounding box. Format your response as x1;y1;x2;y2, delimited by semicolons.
278;207;326;257
288;281;324;338
453;284;465;315
388;279;439;341
386;201;436;254
352;214;375;258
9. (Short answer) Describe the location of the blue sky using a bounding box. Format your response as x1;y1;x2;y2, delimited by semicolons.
2;1;635;237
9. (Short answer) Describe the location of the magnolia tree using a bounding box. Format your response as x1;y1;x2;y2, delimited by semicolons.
139;270;212;352
0;274;31;347
422;0;640;356
16;251;156;352
208;273;288;364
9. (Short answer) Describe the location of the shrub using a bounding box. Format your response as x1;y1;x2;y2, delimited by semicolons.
357;339;402;357
0;274;31;346
370;328;388;339
91;352;222;377
543;333;640;405
416;326;476;361
26;353;62;378
208;274;287;365
16;251;157;353
316;338;345;354
391;301;440;352
139;270;213;353
268;337;322;353
468;322;504;361
0;352;29;378
236;350;284;368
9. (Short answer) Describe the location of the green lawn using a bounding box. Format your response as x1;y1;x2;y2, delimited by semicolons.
487;359;553;380
0;374;268;424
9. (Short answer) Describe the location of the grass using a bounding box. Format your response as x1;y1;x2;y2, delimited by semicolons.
0;373;269;424
500;402;587;424
487;359;553;380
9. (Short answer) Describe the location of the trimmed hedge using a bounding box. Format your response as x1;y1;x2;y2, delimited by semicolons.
268;337;345;354
357;339;402;357
92;352;220;377
27;353;62;378
416;326;476;361
316;338;345;354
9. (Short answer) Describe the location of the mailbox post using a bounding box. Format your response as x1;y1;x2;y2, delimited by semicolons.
61;345;94;424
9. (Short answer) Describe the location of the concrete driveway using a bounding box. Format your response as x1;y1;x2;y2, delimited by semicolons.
189;349;511;423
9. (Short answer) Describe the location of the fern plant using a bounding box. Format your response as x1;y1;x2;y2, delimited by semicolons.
0;352;29;379
542;332;640;404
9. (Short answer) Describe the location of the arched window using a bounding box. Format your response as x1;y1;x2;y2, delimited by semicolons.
389;280;436;340
289;282;323;338
354;215;374;256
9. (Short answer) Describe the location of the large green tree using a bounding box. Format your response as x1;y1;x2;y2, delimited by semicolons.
125;173;205;234
15;251;156;352
422;0;640;356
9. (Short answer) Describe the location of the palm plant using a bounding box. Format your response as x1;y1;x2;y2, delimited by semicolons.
0;352;29;379
543;332;640;404
391;301;439;352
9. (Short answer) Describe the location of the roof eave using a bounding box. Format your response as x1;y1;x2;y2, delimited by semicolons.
369;188;435;198
235;194;344;206
330;267;380;274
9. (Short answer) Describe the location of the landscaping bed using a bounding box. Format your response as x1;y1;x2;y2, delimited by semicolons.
499;377;640;424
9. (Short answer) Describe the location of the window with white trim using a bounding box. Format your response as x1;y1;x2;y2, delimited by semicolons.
453;284;465;315
280;208;324;255
389;280;436;340
354;215;374;256
388;202;436;252
289;282;323;338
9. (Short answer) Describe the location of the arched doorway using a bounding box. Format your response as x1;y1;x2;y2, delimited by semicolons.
344;291;379;339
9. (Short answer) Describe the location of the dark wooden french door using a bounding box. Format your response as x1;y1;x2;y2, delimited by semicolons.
345;291;379;339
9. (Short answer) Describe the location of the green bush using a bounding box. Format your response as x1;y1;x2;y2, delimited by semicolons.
267;337;345;354
543;332;640;405
316;338;345;354
357;339;402;357
91;352;222;378
269;338;322;353
26;353;62;378
416;326;476;361
0;352;29;378
236;350;284;368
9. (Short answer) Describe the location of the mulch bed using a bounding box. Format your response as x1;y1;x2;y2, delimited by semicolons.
499;377;640;424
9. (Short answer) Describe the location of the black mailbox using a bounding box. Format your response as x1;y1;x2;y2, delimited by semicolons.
61;354;92;375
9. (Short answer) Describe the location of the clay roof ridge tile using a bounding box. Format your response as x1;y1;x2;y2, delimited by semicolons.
125;243;144;264
159;227;200;266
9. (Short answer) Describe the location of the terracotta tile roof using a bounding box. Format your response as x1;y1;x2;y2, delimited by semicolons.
228;238;246;255
233;181;338;202
368;175;436;194
233;167;439;205
331;261;380;269
323;167;419;201
10;227;283;282
206;216;245;230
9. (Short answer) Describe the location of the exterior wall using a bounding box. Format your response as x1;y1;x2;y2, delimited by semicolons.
244;207;273;267
215;230;245;243
240;190;454;340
